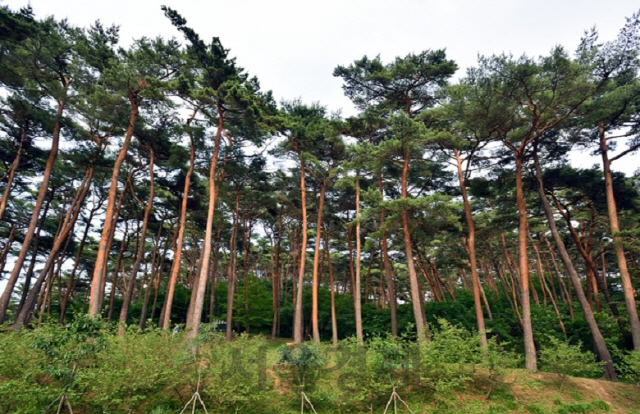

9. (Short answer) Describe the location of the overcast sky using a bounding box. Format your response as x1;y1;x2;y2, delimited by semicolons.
4;0;640;173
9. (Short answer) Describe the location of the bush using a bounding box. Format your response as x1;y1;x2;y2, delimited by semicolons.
335;335;416;412
75;326;187;412
276;341;327;395
479;337;521;397
615;350;640;385
539;337;603;390
200;333;274;413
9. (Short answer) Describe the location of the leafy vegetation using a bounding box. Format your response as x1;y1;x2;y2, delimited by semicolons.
1;3;640;412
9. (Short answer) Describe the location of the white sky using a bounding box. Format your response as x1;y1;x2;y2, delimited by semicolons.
6;0;638;174
1;0;639;293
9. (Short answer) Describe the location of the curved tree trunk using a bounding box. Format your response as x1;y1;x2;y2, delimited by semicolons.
161;107;199;329
533;148;616;380
118;147;155;334
0;83;68;324
599;123;640;350
186;111;223;340
0;127;25;221
401;148;428;341
454;148;487;347
89;93;139;317
14;166;93;328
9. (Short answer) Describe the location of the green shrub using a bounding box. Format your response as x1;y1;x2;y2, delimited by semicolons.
276;341;327;395
419;319;481;404
539;337;603;390
617;350;640;384
75;327;187;412
335;335;416;412
479;337;521;397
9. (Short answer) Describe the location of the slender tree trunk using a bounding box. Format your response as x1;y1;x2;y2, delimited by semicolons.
186;109;223;340
293;150;308;344
454;148;486;346
0;127;25;221
0;83;68;324
59;200;98;324
346;214;355;295
89;93;139;317
378;171;398;336
208;227;222;322
140;219;164;329
515;153;536;371
161;109;199;329
271;207;283;338
118;147;154;334
311;179;327;343
225;194;240;341
0;226;14;276
552;195;625;334
14;166;93;328
17;194;53;315
534;147;616;379
354;172;364;343
323;228;338;347
107;231;128;322
401;148;427;341
599;123;640;350
242;218;252;333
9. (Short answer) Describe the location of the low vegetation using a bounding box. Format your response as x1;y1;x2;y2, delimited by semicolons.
1;315;640;413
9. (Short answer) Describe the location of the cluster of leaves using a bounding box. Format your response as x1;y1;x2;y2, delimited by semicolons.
539;336;604;390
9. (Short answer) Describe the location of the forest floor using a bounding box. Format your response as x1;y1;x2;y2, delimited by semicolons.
445;370;640;414
259;339;640;414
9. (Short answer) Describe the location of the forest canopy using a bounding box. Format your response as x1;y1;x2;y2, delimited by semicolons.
1;5;640;406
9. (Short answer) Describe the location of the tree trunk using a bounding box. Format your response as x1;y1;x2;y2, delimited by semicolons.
271;206;283;338
0;127;25;221
107;231;128;322
354;172;364;343
208;227;222;322
17;194;54;315
293;152;308;344
323;228;338;347
533;147;616;380
552;195;626;335
401;148;427;341
89;93;139;316
515;153;536;371
13;166;93;328
311;179;327;343
378;171;398;336
59;201;98;324
455;147;487;347
185;108;224;340
225;194;240;341
161;108;199;329
140;219;165;329
599;122;640;350
0;83;68;324
118;147;154;335
0;226;15;277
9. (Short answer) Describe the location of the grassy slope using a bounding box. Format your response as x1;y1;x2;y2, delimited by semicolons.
258;341;640;414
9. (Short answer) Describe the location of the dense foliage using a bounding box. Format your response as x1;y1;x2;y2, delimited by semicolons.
1;5;640;407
